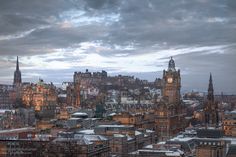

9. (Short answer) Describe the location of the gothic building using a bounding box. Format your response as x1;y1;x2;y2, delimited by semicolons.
204;73;219;127
21;79;57;119
13;56;22;87
13;56;22;104
162;57;181;104
155;57;186;141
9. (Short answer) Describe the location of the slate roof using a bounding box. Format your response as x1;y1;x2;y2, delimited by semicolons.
226;144;236;157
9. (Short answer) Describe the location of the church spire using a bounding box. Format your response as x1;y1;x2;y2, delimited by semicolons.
13;56;22;86
204;73;219;127
16;56;19;71
207;73;214;102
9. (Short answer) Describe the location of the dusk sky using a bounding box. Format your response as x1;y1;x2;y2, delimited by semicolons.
0;0;236;94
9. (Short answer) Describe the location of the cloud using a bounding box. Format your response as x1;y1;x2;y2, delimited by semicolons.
0;0;235;93
58;9;120;28
0;25;50;41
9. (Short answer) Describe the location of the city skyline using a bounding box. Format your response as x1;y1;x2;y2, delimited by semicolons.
0;0;236;94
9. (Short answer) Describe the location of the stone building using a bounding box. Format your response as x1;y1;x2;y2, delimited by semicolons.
94;125;155;157
65;69;107;108
0;85;14;107
0;127;47;157
155;57;186;141
196;139;228;157
13;56;22;87
66;82;81;108
21;79;57;119
223;111;236;137
195;129;229;157
0;108;35;129
112;112;155;130
12;57;22;107
46;134;110;157
129;143;184;157
0;110;23;129
204;73;219;127
162;57;181;104
0;139;49;157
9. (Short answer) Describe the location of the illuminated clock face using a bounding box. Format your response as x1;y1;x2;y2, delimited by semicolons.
167;77;173;83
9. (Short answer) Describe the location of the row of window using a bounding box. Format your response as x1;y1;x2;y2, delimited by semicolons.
199;141;222;146
223;121;236;125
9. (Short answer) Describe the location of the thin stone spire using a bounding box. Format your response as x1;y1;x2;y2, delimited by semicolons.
16;56;19;71
13;56;22;85
207;73;214;102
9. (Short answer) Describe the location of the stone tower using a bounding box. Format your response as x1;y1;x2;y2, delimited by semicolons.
204;73;219;127
155;57;186;141
13;56;22;87
162;57;181;104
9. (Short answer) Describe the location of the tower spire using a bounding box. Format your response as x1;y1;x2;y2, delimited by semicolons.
16;56;19;71
207;73;214;102
204;73;219;127
13;56;22;86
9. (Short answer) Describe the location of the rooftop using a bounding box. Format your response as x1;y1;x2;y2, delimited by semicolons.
97;125;134;128
0;127;35;134
227;144;236;157
72;112;88;116
196;128;224;138
78;129;95;135
54;134;108;145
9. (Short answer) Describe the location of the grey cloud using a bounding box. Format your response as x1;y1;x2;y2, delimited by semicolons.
1;0;235;55
227;0;236;11
0;0;235;93
174;49;236;94
83;0;121;10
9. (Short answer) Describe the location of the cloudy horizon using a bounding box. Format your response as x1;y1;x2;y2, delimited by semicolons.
0;0;236;94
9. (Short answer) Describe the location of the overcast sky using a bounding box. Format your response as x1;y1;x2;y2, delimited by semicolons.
0;0;236;94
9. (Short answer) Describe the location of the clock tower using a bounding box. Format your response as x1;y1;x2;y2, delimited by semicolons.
155;57;186;141
162;57;181;104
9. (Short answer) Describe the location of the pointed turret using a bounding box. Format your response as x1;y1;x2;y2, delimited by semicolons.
168;57;176;71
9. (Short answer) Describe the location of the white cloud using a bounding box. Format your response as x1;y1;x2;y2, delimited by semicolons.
206;17;228;23
17;42;229;74
0;25;50;41
0;29;36;41
58;9;120;28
